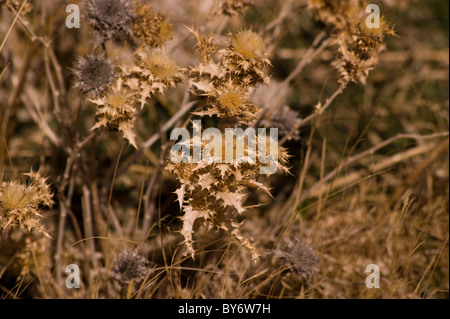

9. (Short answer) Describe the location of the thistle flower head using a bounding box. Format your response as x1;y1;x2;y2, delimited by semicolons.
110;249;148;287
231;30;265;60
90;79;138;149
274;238;319;284
218;90;243;111
216;0;252;16
141;51;179;80
260;105;302;141
133;2;173;48
193;80;259;123
219;30;271;86
73;54;116;98
127;49;183;108
86;0;135;47
0;171;54;237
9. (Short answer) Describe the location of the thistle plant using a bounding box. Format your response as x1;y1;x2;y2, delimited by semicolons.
3;0;445;300
307;0;395;85
76;0;183;148
90;78;139;149
166;29;289;261
124;49;184;109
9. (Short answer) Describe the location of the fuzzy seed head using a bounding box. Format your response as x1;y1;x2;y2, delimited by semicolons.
133;2;173;48
232;30;265;60
110;249;148;287
73;54;115;98
86;0;135;47
87;0;134;27
218;90;243;111
275;238;319;284
158;20;173;41
142;52;179;80
0;183;30;212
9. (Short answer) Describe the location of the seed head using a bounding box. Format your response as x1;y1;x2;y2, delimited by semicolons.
73;54;115;98
133;2;173;48
231;30;265;60
217;0;252;16
129;49;183;108
260;105;302;141
141;51;179;80
274;238;319;284
218;89;243;111
110;249;148;287
86;0;135;47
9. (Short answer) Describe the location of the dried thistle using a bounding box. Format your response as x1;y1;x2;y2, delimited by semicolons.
0;0;33;14
199;80;260;124
188;29;271;123
90;79;138;149
307;0;395;85
220;30;271;86
0;171;54;238
273;238;320;284
187;28;217;65
73;54;116;98
260;105;302;141
166;136;289;261
132;1;173;48
86;0;136;48
110;249;149;287
333;19;395;85
125;49;184;109
168;29;290;261
213;0;252;17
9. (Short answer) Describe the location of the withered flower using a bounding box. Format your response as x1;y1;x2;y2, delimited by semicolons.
73;54;116;98
110;249;149;287
86;0;135;48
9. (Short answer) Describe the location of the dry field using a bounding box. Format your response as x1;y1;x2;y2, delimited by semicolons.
0;0;448;299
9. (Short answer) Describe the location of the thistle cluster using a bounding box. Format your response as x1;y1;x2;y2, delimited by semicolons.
73;0;182;149
188;29;271;123
166;29;289;261
307;0;395;85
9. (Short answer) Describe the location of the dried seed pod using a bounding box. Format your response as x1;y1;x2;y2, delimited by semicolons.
73;54;116;98
86;0;136;48
110;249;149;287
